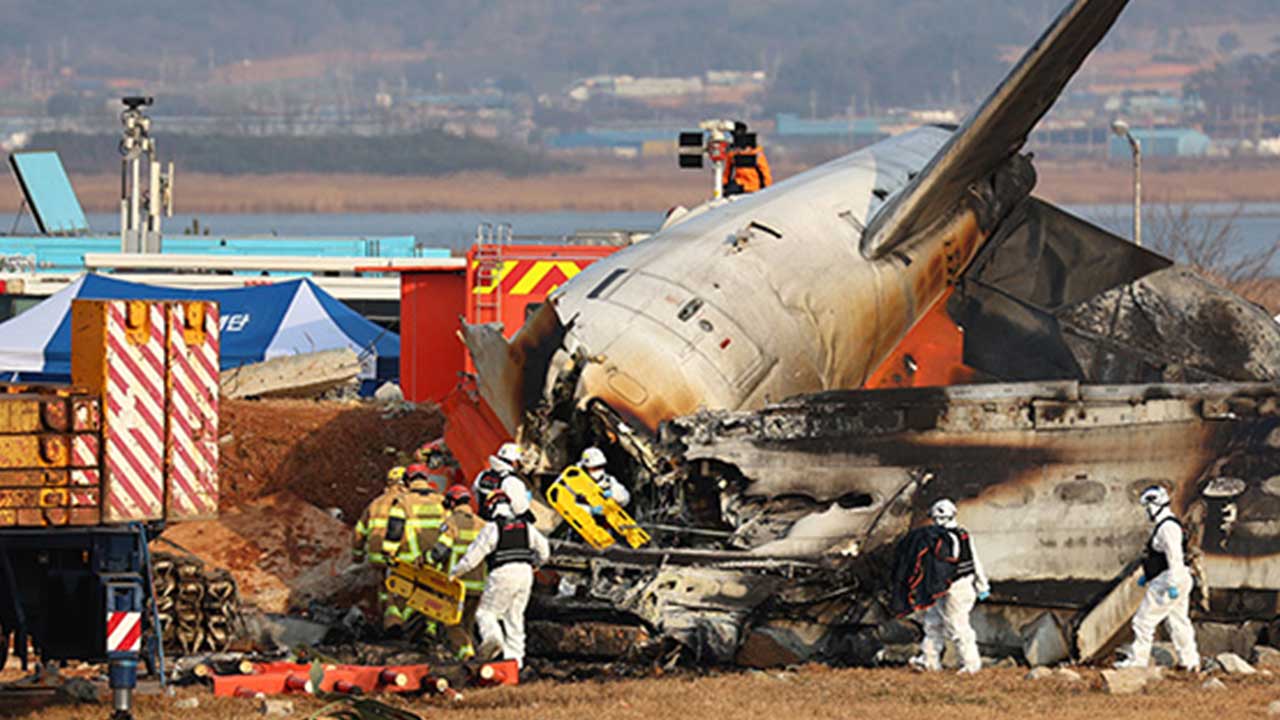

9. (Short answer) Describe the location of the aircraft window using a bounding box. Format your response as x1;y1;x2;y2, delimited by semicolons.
836;492;874;509
872;188;889;201
677;298;703;322
587;268;628;299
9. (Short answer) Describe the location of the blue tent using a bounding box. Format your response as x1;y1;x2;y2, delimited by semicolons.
0;274;398;394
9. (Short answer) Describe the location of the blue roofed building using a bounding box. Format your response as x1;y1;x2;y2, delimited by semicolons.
1108;128;1211;159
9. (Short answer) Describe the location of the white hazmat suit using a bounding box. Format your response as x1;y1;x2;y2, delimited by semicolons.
471;455;533;520
1120;505;1199;671
450;505;550;667
914;520;990;674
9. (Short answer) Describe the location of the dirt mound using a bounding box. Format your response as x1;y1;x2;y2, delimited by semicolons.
161;491;381;613
218;398;443;523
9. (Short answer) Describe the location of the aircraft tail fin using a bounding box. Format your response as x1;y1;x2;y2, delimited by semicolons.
861;0;1130;259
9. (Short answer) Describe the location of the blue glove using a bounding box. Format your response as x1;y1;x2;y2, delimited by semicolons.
590;505;604;517
1168;586;1179;600
1137;575;1147;587
977;591;990;602
601;488;613;499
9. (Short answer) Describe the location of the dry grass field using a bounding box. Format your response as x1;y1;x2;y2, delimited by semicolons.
12;158;1278;215
15;666;1280;720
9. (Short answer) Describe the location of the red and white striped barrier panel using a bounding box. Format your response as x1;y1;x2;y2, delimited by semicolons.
100;301;167;522
164;302;220;520
106;610;142;654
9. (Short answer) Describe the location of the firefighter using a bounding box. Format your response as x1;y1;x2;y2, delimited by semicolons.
420;441;458;492
431;485;487;660
388;469;449;634
1117;485;1200;671
352;467;408;565
449;491;550;668
353;468;413;631
910;498;990;675
722;122;772;196
577;446;630;518
472;442;533;522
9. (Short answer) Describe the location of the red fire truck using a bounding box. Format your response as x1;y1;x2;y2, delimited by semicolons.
371;235;627;479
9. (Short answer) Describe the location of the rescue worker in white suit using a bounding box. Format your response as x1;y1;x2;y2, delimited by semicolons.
911;499;991;675
472;442;534;522
1116;485;1200;671
449;490;550;667
577;447;630;517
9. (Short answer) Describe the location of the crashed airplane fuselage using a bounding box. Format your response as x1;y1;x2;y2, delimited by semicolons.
462;0;1280;665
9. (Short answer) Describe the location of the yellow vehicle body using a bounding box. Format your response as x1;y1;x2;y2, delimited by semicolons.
384;561;465;626
548;465;650;549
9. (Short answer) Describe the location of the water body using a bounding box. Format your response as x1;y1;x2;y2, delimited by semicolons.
77;203;1278;272
1068;203;1280;274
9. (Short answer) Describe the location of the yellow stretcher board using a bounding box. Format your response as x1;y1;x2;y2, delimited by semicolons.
546;467;616;550
385;561;465;625
550;465;650;549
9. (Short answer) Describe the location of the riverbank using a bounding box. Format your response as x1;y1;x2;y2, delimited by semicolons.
38;158;1280;214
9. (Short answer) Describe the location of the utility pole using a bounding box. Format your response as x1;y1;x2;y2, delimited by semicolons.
1111;119;1142;247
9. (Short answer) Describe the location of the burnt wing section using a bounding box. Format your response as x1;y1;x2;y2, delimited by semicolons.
951;198;1280;383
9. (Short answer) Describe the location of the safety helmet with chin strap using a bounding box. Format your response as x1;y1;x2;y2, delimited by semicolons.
485;490;514;519
1139;485;1170;520
929;498;958;525
580;447;607;470
445;484;472;509
496;442;523;468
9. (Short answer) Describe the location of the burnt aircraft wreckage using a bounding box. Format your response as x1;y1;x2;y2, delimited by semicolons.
464;0;1280;667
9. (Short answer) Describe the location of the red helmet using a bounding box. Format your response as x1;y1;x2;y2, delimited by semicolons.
406;463;429;480
445;485;472;507
484;489;511;512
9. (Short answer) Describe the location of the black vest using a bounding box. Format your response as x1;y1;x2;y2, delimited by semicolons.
951;528;975;578
1141;516;1186;580
476;469;505;519
488;520;535;570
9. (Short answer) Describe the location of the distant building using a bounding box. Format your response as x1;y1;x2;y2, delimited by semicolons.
566;70;765;106
1107;128;1211;159
773;114;888;146
545;126;681;156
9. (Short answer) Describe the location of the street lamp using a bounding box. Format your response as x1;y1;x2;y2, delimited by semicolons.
1111;119;1142;247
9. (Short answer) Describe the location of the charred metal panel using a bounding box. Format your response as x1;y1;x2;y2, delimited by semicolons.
1057;267;1280;383
953;199;1280;385
665;383;1279;587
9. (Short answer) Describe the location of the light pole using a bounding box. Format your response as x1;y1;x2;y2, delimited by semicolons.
1111;119;1142;247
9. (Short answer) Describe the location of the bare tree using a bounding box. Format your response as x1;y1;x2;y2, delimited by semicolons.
1145;202;1280;312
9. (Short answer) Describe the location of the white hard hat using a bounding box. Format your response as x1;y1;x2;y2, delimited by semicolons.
1139;485;1170;510
580;447;607;469
496;442;523;466
929;498;957;523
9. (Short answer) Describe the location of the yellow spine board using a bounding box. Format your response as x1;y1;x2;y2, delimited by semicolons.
559;465;650;549
384;561;465;626
546;466;616;550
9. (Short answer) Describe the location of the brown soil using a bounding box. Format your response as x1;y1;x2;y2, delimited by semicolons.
15;666;1280;720
1036;160;1280;206
217;398;444;523
160;491;381;613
